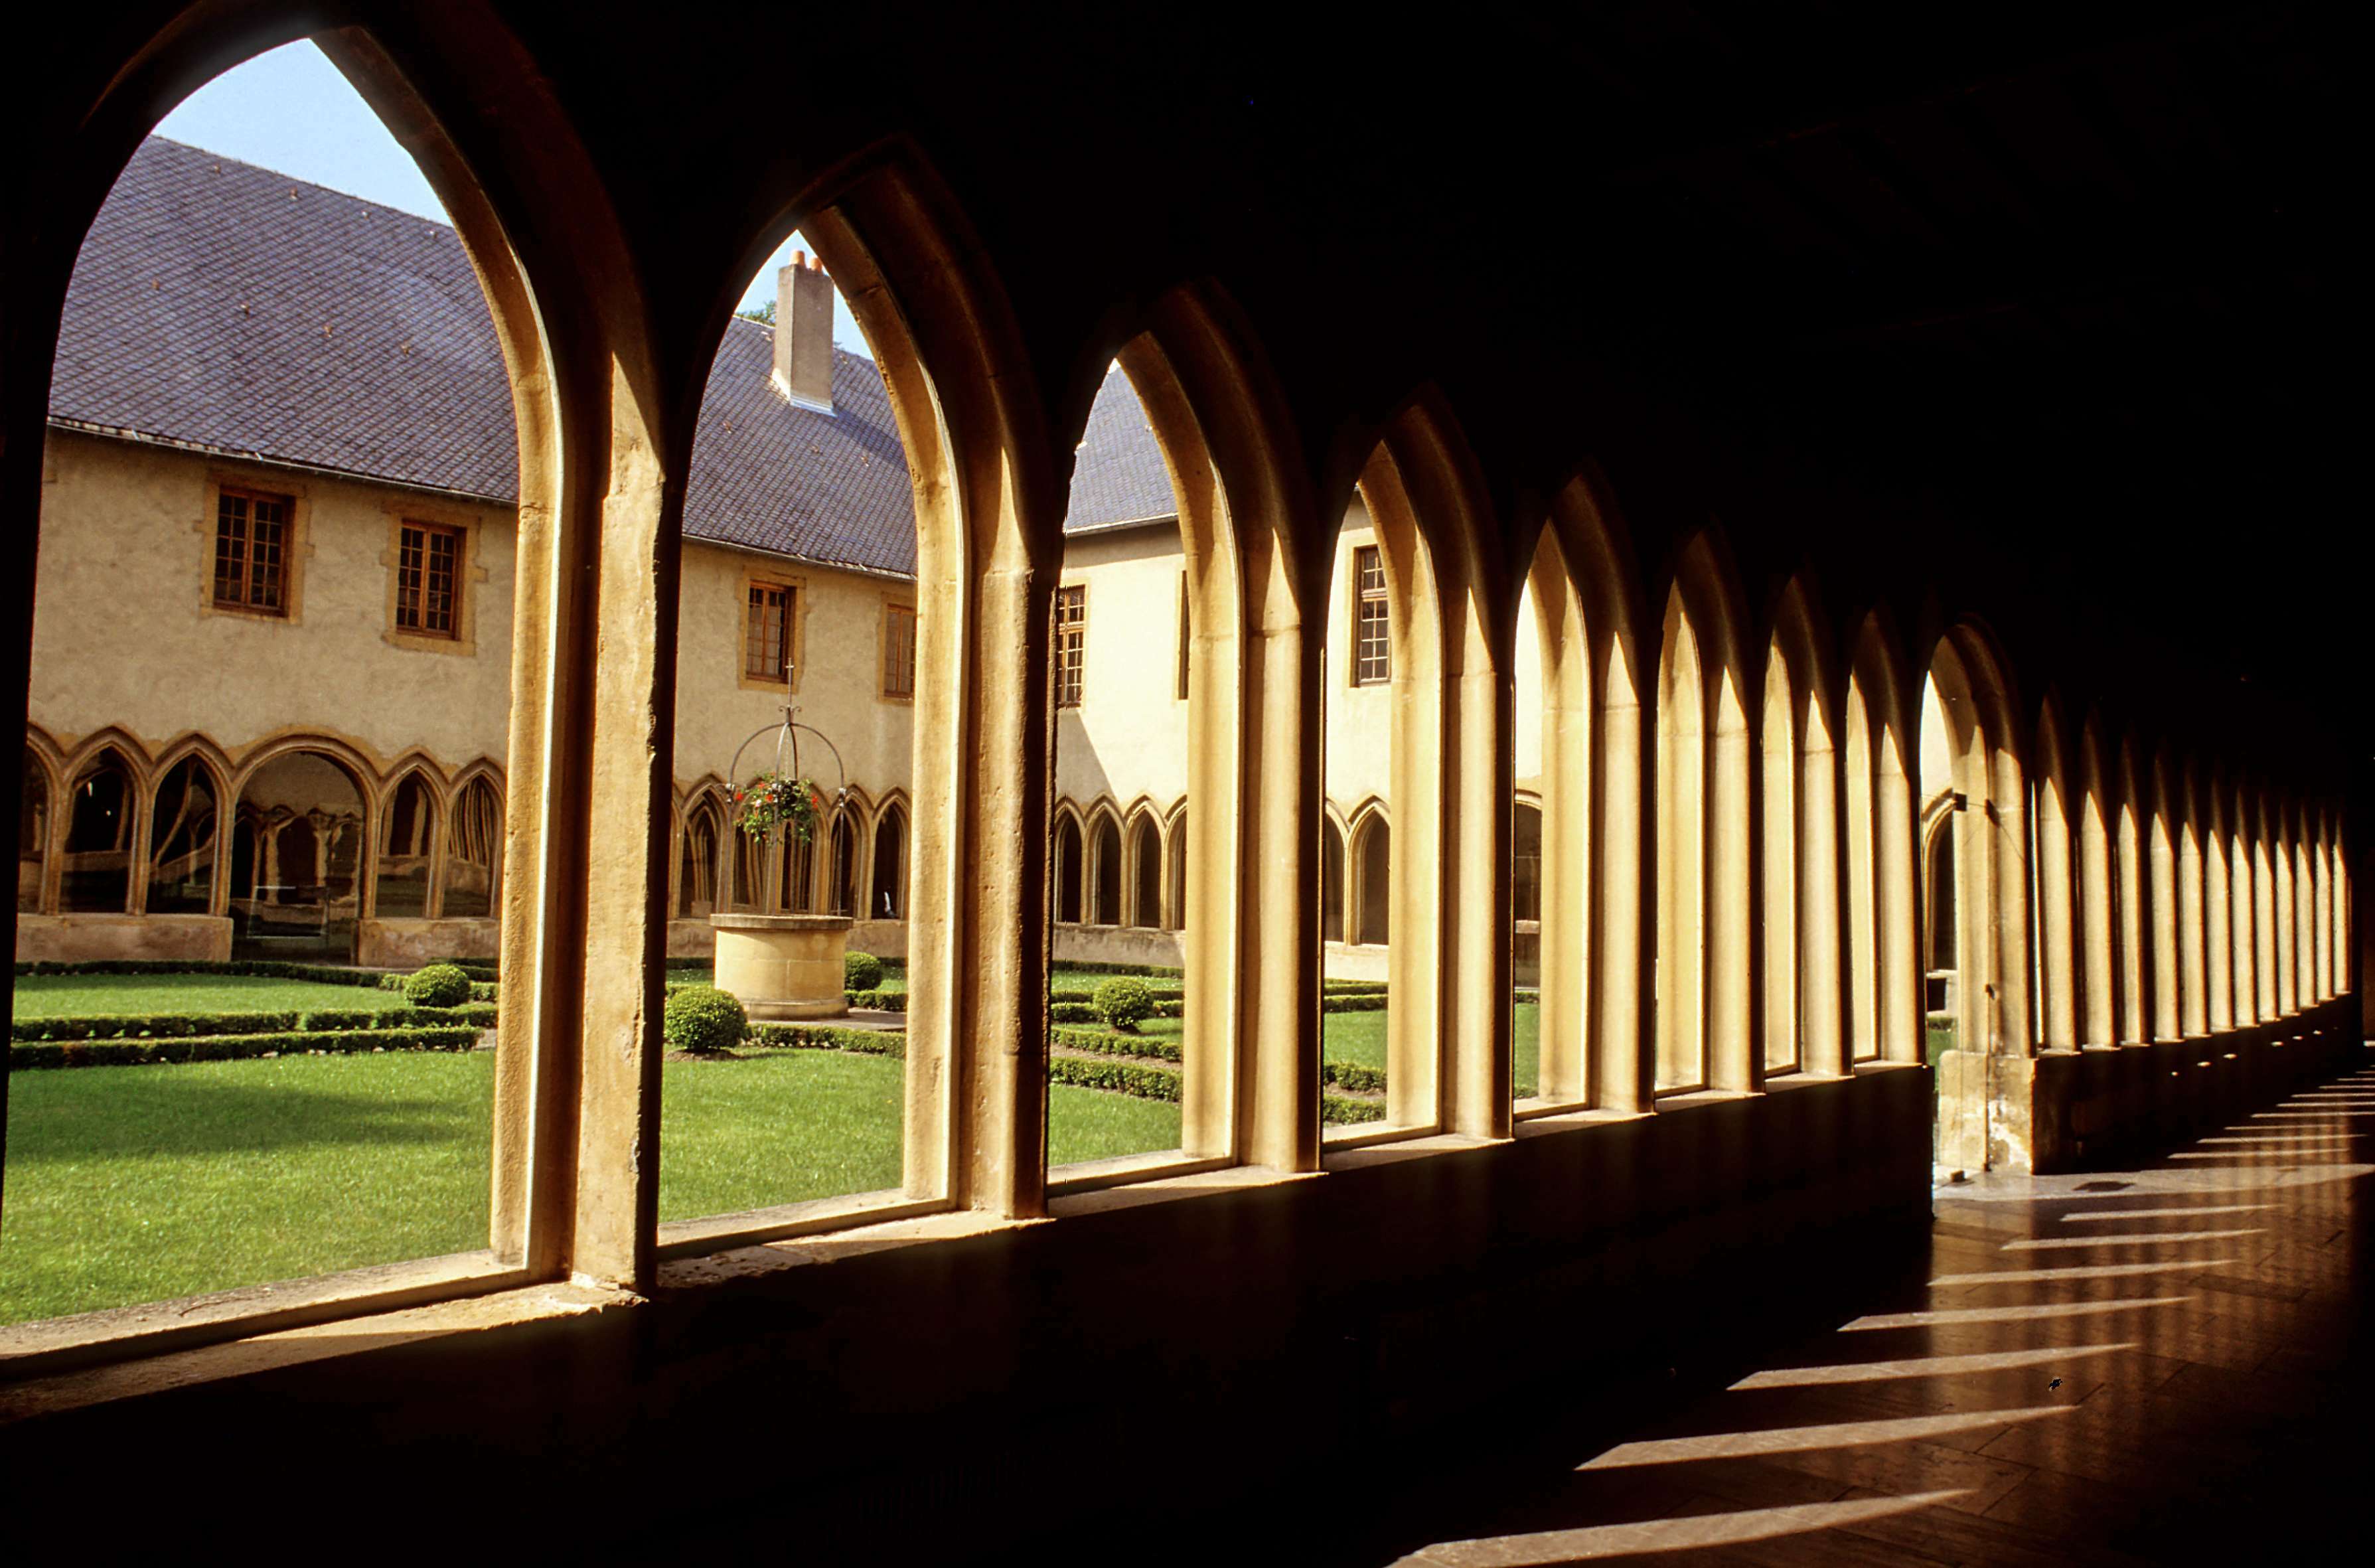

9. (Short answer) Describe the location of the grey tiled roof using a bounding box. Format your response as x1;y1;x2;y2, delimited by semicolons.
48;137;919;576
1065;364;1178;532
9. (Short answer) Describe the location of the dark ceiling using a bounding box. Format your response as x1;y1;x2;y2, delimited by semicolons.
21;1;2362;779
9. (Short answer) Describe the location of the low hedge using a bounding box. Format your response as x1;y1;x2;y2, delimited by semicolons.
1322;1095;1386;1125
747;1024;905;1059
11;1025;484;1071
11;1002;498;1042
382;972;503;998
1320;1061;1387;1095
1048;1056;1180;1101
15;959;383;986
845;987;907;1011
1049;959;1183;978
1048;985;1185;1006
1320;994;1389;1014
1051;1025;1182;1063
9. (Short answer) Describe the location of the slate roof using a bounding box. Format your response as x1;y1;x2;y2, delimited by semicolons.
1064;364;1178;532
48;137;920;576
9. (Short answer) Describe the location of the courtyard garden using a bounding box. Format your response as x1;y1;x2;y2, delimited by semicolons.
0;956;1533;1326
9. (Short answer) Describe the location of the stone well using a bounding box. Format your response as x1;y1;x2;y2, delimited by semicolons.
708;912;852;1020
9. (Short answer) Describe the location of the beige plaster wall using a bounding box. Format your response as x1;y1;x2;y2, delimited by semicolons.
1322;502;1393;817
1052;522;1190;816
670;543;915;803
32;431;514;770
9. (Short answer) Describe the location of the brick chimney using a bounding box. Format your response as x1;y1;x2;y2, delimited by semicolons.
773;251;834;412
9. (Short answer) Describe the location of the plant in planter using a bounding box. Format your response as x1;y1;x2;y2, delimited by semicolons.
733;772;825;844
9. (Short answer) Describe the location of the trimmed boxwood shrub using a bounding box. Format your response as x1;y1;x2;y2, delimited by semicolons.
11;1025;483;1071
664;984;747;1054
1093;978;1154;1032
1322;1095;1386;1125
404;963;474;1008
843;950;885;991
844;986;906;1012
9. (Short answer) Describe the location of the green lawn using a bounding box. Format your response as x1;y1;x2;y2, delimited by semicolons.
11;972;408;1020
1047;1087;1182;1167
1;1052;495;1326
659;1049;903;1219
2;1043;1191;1324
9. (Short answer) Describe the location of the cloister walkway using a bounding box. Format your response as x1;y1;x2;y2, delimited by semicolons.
1355;1054;2375;1567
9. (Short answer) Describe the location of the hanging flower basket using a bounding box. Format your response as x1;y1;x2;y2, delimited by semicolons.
733;771;825;844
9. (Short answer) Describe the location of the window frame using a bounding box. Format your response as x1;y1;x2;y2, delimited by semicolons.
1352;543;1390;686
1053;582;1087;710
209;483;296;619
743;578;798;687
394;519;465;639
880;597;918;702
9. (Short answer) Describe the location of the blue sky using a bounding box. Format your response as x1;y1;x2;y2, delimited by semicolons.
155;40;868;355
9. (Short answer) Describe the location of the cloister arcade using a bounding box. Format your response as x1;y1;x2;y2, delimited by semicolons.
0;5;2360;1556
17;722;504;956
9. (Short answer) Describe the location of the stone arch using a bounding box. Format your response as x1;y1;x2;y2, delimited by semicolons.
868;794;909;921
1924;621;2033;1172
1655;530;1753;1096
1126;806;1163;929
145;739;234;919
1100;287;1324;1172
2148;744;2183;1040
2076;710;2118;1046
2248;779;2279;1022
1343;396;1513;1138
376;762;445;920
1520;474;1648;1109
1161;801;1188;933
2201;760;2235;1032
827;803;862;918
1845;609;1919;1065
230;745;374;959
1052;804;1086;927
2113;732;2150;1043
1085;803;1124;927
2030;693;2080;1051
698;147;1063;1215
57;738;147;914
2177;754;2210;1036
443;764;505;920
17;736;63;915
678;789;726;921
1320;809;1349;946
1348;804;1392;950
1760;575;1844;1077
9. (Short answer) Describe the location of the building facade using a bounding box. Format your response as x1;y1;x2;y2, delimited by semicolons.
20;136;1551;973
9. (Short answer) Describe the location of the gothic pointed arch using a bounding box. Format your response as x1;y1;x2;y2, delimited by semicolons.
1342;392;1514;1139
1845;607;1918;1065
1655;529;1754;1096
1924;620;2033;1173
1519;472;1648;1109
1759;574;1844;1077
2030;693;2078;1049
